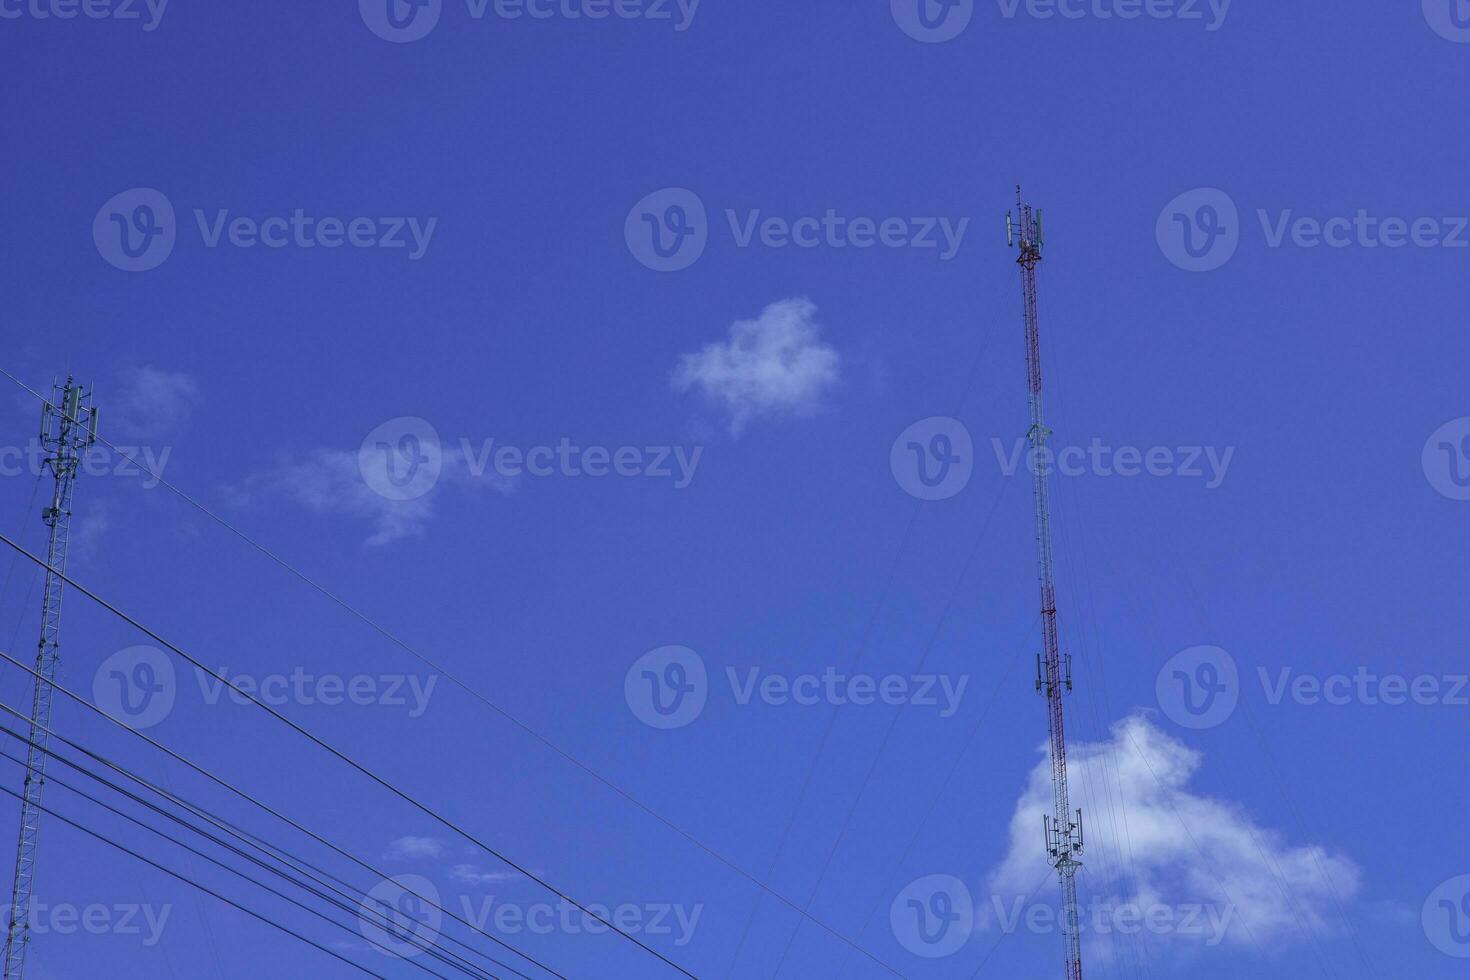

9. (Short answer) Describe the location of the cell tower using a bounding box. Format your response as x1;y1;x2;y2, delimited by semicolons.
1008;189;1085;980
3;379;97;980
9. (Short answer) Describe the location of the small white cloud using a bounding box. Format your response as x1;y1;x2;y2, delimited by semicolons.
382;836;445;861
69;499;114;556
230;443;513;547
987;714;1362;954
110;366;199;440
448;864;519;886
231;449;432;548
673;297;840;436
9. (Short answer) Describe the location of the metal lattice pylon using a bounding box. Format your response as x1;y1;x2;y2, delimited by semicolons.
1009;190;1086;980
3;379;97;980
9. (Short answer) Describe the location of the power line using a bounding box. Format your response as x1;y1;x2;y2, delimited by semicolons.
767;477;1015;977
0;360;900;979
1153;536;1380;978
0;776;394;979
965;867;1057;980
0;745;479;980
725;322;1001;977
1046;464;1153;979
723;505;922;977
0;716;542;979
827;627;1032;976
0;532;697;980
0;662;563;980
0;729;519;980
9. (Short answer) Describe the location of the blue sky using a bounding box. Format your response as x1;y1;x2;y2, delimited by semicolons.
1;1;1469;978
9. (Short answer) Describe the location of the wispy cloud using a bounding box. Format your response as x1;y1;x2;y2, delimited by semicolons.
987;714;1362;953
673;297;840;436
448;864;520;886
231;449;432;547
382;836;446;861
109;366;199;440
229;443;514;547
69;499;114;556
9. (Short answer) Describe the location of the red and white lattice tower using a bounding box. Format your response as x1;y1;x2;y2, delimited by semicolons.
1008;187;1085;980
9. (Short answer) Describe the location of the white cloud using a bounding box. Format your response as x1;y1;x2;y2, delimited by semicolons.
230;443;513;547
69;499;114;556
448;864;519;886
382;836;445;861
110;366;199;439
232;449;431;548
673;298;840;436
986;714;1362;954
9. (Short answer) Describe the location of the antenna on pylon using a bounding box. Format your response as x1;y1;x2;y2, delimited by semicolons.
3;378;97;979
